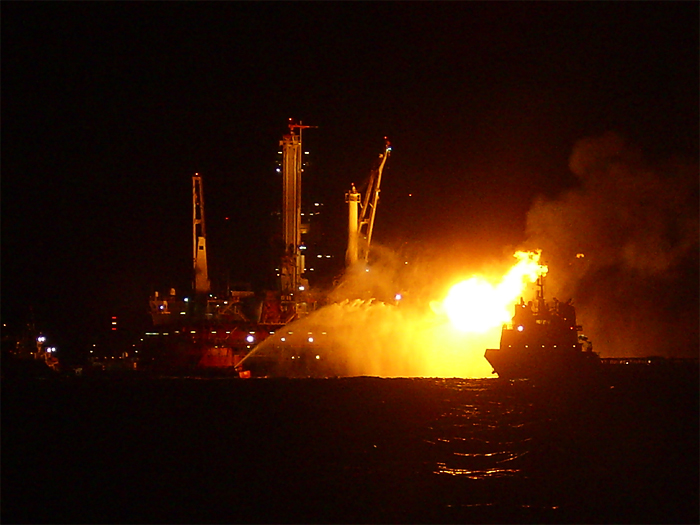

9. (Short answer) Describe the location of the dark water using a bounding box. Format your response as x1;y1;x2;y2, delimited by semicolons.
2;373;698;524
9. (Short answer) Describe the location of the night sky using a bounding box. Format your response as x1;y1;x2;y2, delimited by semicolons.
3;2;698;358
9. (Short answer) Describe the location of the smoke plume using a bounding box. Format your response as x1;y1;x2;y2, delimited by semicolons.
524;132;699;357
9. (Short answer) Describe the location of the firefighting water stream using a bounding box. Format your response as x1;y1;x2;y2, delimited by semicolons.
239;250;547;377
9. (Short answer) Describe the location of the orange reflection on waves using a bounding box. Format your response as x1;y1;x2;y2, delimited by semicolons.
435;462;519;479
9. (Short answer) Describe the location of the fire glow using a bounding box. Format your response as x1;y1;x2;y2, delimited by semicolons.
441;250;548;334
245;250;548;378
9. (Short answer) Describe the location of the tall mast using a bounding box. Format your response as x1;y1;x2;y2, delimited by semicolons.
192;173;210;295
279;119;316;293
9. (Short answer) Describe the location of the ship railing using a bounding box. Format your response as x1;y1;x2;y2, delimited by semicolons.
600;357;699;366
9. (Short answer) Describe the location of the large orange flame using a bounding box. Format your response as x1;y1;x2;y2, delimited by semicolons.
441;250;548;333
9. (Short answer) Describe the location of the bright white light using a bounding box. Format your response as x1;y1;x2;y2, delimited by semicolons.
37;336;46;343
246;335;255;343
517;325;524;332
308;337;314;343
315;355;320;359
395;294;402;301
281;337;286;342
184;297;189;302
299;286;305;291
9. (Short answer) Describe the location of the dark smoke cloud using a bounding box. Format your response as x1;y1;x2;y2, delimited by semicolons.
525;132;699;357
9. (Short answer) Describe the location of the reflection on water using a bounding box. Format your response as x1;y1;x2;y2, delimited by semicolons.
435;463;520;479
2;374;697;524
426;379;532;482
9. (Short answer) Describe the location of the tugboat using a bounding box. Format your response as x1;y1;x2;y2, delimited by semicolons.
484;275;600;381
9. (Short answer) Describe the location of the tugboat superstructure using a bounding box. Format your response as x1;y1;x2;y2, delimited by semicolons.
484;275;600;381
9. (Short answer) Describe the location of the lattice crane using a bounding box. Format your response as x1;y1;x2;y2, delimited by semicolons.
345;138;392;265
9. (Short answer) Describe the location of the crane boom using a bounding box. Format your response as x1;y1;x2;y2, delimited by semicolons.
192;173;211;294
346;138;391;265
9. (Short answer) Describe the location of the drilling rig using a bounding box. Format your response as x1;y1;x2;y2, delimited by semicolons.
279;121;316;294
236;133;393;378
259;120;320;325
142;122;321;373
140;121;391;375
